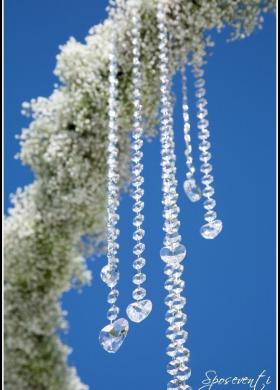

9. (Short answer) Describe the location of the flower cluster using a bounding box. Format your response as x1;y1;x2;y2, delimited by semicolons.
4;0;274;389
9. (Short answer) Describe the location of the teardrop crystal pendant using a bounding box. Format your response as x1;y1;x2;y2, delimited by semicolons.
183;178;202;203
99;318;129;353
126;299;153;323
200;219;223;239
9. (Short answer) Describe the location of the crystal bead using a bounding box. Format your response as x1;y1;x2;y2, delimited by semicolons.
172;311;187;327
167;379;180;390
167;360;180;376
165;308;177;323
173;329;188;345
133;257;146;270
133;242;145;256
132;188;144;200
177;365;192;381
107;288;119;304
203;198;216;210
133;272;146;285
176;347;190;363
202;174;214;186
201;163;212;175
200;219;223;239
126;299;152;323
132;175;144;187
166;325;180;341
204;210;217;222
164;263;183;277
133;228;145;241
167;343;179;358
133;214;144;227
164;292;178;307
132;286;146;300
99;318;129;353
172;296;187;310
100;265;119;288
133;200;144;213
183;179;202;202
160;244;186;264
107;305;120;322
202;187;215;198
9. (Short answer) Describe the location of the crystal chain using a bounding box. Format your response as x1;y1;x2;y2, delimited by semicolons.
181;66;202;203
157;2;191;389
193;63;223;239
100;37;121;323
126;1;152;323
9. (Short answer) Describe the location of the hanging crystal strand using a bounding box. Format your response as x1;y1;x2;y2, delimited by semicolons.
99;35;129;354
126;0;152;324
181;66;202;203
157;2;191;390
193;56;223;239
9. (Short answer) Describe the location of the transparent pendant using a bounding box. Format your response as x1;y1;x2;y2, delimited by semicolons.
99;318;129;353
200;219;223;239
183;178;202;202
126;299;152;323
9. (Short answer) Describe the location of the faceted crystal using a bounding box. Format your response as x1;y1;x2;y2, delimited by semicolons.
133;242;145;256
160;244;187;264
99;318;129;353
132;286;146;301
167;379;180;390
126;299;152;323
107;305;120;322
183;179;202;202
107;289;119;304
177;365;192;381
200;219;223;239
167;360;180;376
133;272;146;285
100;265;119;288
133;228;145;241
133;257;146;270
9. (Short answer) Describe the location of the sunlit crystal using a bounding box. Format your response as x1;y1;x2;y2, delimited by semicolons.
200;219;223;239
177;365;192;381
107;305;120;322
167;360;180;376
133;272;146;285
126;299;152;323
99;318;129;353
160;244;186;264
100;265;119;288
183;179;202;202
107;289;119;304
132;286;146;301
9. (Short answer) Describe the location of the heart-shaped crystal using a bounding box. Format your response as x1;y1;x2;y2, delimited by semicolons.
200;219;223;239
99;318;129;353
126;299;152;323
183;178;202;202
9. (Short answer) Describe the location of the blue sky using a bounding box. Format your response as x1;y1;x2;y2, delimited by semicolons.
5;2;276;390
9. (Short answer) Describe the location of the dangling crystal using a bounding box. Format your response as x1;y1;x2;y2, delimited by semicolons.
200;219;223;239
126;299;152;323
160;244;186;264
167;360;180;376
99;318;129;353
177;365;192;381
107;305;120;322
132;286;146;301
183;179;202;202
100;264;119;287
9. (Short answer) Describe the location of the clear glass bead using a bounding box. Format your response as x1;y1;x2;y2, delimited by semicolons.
133;272;146;285
176;347;190;363
133;257;146;270
177;365;192;381
133;214;144;227
133;242;145;256
107;305;120;322
204;210;217;222
132;287;146;301
172;296;187;310
100;265;119;288
107;288;119;304
167;360;180;376
203;198;216;210
133;200;144;213
133;228;145;241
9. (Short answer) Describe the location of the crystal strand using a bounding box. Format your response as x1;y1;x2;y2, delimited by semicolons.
126;2;152;323
193;60;223;239
181;66;202;203
99;36;129;354
157;3;191;389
